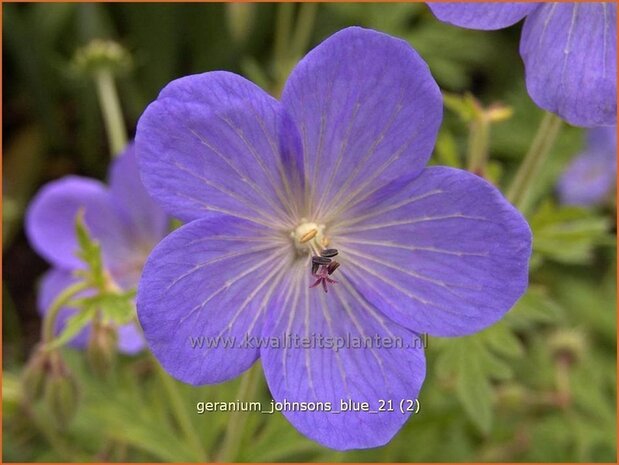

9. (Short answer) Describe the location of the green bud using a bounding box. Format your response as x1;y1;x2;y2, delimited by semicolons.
21;345;49;401
72;39;131;77
42;351;79;429
87;320;118;377
549;329;587;366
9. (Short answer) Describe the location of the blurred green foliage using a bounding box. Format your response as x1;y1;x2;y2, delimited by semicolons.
3;3;616;462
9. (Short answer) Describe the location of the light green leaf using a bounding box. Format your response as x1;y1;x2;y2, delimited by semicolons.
72;290;136;325
530;201;612;265
74;210;105;289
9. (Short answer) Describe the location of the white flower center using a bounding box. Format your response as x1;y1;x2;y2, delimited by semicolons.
291;219;327;254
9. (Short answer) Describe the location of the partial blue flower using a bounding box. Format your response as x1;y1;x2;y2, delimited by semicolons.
26;145;168;353
136;27;532;450
427;2;617;127
558;126;617;206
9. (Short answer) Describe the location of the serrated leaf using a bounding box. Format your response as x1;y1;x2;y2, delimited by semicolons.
530;201;611;265
504;285;564;330
72;290;136;325
435;322;526;433
455;350;493;434
74;210;105;289
47;306;96;350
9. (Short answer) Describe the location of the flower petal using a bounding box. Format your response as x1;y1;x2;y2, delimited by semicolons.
558;126;617;206
26;177;134;270
117;323;146;355
38;268;146;354
331;167;532;337
136;71;304;227
280;27;442;221
520;3;617;127
261;260;426;450
108;143;168;245
137;214;288;384
427;2;537;30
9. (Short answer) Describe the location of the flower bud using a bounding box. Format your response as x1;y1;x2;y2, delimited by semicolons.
486;103;514;123
21;346;49;401
42;351;79;429
87;321;118;377
72;39;131;76
548;329;586;366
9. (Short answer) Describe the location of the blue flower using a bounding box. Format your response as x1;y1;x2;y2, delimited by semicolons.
428;2;617;127
135;27;531;450
26;145;168;353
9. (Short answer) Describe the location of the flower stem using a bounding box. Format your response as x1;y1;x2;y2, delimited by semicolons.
42;281;90;345
216;364;262;462
154;359;208;462
466;116;490;175
290;3;318;60
506;112;562;213
273;2;294;87
94;68;127;157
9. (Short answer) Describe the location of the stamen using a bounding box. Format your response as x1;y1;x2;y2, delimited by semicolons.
312;256;332;266
320;248;338;258
299;229;318;243
327;261;340;275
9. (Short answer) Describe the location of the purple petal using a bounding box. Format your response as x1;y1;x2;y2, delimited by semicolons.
586;124;618;153
26;177;134;270
281;27;442;221
427;2;537;30
261;259;426;450
558;126;617;206
520;3;617;127
137;214;287;385
330;167;532;337
108;143;169;245
38;268;145;354
117;323;146;355
136;71;304;227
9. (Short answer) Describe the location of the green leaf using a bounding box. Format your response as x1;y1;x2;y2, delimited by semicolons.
504;285;564;330
72;290;136;325
530;201;612;265
455;348;493;434
47;307;97;350
442;92;478;122
74;210;105;289
433;129;462;168
435;322;525;434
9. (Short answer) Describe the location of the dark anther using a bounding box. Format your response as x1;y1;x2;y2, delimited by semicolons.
320;248;339;258
312;255;332;265
311;261;320;275
327;261;340;275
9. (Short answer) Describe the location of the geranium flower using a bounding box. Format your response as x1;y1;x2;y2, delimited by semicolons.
136;27;531;450
26;145;168;353
558;126;617;206
427;2;617;127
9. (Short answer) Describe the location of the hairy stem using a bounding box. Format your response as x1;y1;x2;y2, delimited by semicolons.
466;116;490;175
154;360;208;462
506;112;562;213
216;364;262;462
42;281;90;345
290;3;318;60
94;68;127;157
